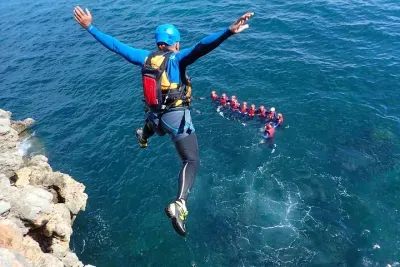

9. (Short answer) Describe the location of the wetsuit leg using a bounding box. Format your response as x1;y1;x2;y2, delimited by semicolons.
142;119;155;140
159;109;199;201
173;132;199;201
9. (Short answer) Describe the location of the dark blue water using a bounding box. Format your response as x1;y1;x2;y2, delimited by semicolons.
1;0;400;266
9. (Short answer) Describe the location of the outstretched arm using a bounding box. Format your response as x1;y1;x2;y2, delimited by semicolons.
74;6;149;66
177;12;254;66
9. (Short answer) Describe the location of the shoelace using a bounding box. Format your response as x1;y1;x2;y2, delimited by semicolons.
175;200;188;220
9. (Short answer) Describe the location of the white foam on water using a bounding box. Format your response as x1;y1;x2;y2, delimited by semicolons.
215;158;319;265
18;132;35;156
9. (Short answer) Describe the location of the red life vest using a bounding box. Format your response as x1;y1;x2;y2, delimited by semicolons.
211;94;218;101
265;126;275;138
267;112;277;120
259;109;267;117
220;97;227;104
278;113;284;124
231;102;239;110
240;106;247;113
248;109;255;116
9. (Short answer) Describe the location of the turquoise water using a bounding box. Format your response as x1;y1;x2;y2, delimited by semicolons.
1;0;400;266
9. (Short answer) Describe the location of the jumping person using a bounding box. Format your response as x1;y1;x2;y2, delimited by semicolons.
73;6;254;236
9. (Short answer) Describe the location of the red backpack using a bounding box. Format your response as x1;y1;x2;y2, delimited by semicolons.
141;51;173;111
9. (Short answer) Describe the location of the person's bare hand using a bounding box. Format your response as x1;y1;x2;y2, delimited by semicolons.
74;6;92;29
229;12;254;34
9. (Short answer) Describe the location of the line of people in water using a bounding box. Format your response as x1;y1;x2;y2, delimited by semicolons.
211;91;284;139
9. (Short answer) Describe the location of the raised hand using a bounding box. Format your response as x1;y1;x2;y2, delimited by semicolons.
74;6;92;29
229;12;254;34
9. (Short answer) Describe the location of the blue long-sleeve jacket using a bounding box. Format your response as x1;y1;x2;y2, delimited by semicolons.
87;25;233;84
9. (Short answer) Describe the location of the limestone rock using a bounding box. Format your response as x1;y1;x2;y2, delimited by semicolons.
0;200;11;216
44;204;72;241
0;174;10;188
0;110;93;266
28;171;88;214
0;219;24;251
50;242;85;267
0;118;11;135
0;248;31;267
29;155;52;172
10;186;53;224
36;253;64;267
0;141;23;178
57;174;88;215
0;111;23;177
11;118;35;135
62;251;84;267
20;236;43;264
15;167;32;188
20;230;62;267
30;170;60;187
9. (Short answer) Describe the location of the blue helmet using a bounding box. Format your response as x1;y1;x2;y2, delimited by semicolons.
155;24;180;46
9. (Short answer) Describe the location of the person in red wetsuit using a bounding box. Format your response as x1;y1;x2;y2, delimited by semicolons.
273;113;284;127
230;99;240;111
211;90;219;101
248;104;256;117
263;123;275;139
240;102;248;114
219;93;228;105
258;105;267;117
267;107;278;121
228;95;236;105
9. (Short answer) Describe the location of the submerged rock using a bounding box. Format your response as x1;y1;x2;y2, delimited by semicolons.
0;109;93;267
11;118;36;135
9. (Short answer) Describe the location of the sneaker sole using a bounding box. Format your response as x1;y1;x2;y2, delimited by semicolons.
164;207;186;237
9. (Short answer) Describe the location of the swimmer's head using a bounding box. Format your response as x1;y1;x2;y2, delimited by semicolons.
243;102;247;106
260;105;265;110
251;104;256;109
222;93;227;98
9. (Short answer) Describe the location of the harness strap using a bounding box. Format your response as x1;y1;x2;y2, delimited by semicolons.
145;51;173;69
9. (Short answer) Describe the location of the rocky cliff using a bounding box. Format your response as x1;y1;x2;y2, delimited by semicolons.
0;109;93;267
